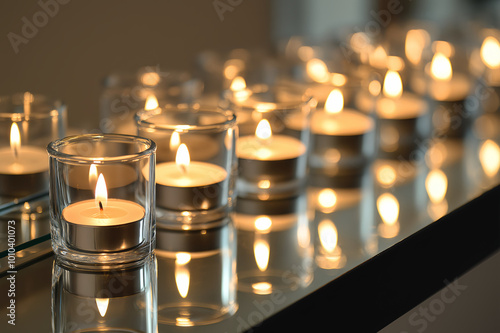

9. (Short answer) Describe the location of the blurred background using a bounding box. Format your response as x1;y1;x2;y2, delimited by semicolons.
0;0;498;130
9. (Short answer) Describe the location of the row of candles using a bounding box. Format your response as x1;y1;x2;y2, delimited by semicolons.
2;24;500;329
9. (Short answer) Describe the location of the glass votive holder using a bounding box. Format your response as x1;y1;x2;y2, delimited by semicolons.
47;134;156;264
155;221;237;326
308;88;376;188
100;68;204;135
0;92;66;199
234;195;313;295
51;254;157;333
375;69;431;159
136;105;237;229
222;83;314;200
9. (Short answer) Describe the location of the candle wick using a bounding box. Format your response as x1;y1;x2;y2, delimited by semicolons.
13;146;18;161
99;201;103;212
180;164;187;174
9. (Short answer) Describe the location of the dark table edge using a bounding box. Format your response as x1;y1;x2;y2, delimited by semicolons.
248;185;500;332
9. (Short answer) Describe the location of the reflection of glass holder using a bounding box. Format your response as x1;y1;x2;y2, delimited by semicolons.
234;195;313;295
52;254;157;333
308;173;376;271
155;221;237;327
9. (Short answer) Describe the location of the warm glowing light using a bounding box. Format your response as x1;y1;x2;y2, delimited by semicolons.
376;164;397;187
369;80;382;96
331;73;347;86
141;72;160;86
297;46;314;62
383;70;403;98
430;53;452;81
252;282;273;295
254;238;270;272
370;45;387;68
318;219;338;253
10;123;20;160
317;188;337;211
257;179;271;189
306;58;329;83
479;140;500;177
145;94;159;110
224;59;244;80
89;164;98;189
325;89;344;114
176;144;190;174
405;29;429;66
426;142;447;168
255;119;272;141
433;41;454;58
175;252;191;298
96;298;109;317
254;216;272;232
95;174;108;210
387;56;405;71
230;76;246;91
425;169;448;203
377;193;399;225
480;36;500;69
170;131;181;152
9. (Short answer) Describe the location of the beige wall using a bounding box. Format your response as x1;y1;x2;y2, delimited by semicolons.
0;0;272;129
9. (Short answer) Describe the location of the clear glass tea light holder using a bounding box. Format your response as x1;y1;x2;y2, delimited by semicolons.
0;92;66;199
136;105;237;230
47;134;156;264
155;221;237;326
222;83;315;200
52;254;157;333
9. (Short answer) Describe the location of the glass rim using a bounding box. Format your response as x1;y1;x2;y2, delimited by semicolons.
135;105;237;132
47;133;156;163
222;83;316;112
0;92;66;120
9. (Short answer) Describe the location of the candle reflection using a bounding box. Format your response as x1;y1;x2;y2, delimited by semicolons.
96;298;109;317
480;37;500;69
377;193;400;239
425;169;449;220
175;252;191;298
479;140;500;178
405;29;430;66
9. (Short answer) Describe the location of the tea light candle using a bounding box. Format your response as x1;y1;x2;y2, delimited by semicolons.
308;89;375;186
152;144;228;211
237;119;306;183
376;70;429;157
62;173;145;252
0;123;48;197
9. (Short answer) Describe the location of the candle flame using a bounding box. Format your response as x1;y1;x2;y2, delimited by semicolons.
175;252;191;298
317;188;337;212
89;164;98;189
377;193;399;226
95;173;108;211
96;298;109;317
325;89;344;114
144;94;159;110
10;123;21;160
176;144;190;174
430;53;452;81
254;238;270;272
230;76;246;91
425;169;448;204
170;131;181;152
405;29;429;66
318;219;338;253
306;58;329;83
479;139;500;178
254;216;272;232
255;119;272;141
383;70;403;98
480;36;500;69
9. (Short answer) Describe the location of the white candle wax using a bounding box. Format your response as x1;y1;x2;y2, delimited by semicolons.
155;161;227;187
311;109;374;136
0;146;47;174
429;73;471;102
236;135;306;161
376;92;427;119
63;198;145;226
